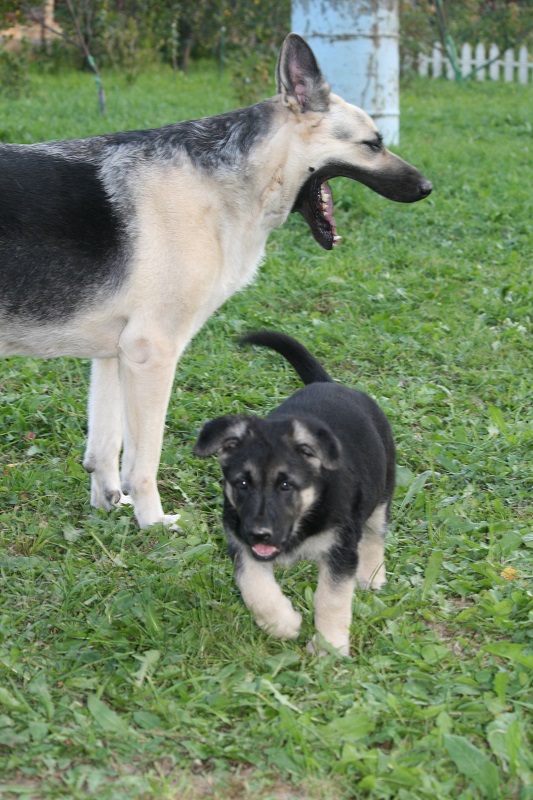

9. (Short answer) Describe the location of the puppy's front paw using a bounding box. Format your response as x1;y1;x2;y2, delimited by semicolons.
256;603;302;641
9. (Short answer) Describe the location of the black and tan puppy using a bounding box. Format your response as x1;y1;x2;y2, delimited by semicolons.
194;331;395;656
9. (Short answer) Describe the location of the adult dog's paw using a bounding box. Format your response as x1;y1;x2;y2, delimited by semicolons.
90;478;131;512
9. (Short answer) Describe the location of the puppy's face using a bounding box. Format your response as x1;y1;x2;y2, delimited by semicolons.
222;436;320;560
194;415;341;561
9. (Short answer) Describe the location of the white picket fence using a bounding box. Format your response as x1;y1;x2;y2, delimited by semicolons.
418;42;532;84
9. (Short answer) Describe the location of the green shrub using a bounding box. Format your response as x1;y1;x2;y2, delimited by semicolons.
0;42;29;97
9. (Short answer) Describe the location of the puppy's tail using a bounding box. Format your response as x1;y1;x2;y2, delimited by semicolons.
240;330;333;385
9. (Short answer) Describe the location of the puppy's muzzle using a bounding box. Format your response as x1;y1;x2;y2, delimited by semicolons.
248;526;280;561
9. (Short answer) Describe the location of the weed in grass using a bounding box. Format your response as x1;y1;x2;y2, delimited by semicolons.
0;68;532;799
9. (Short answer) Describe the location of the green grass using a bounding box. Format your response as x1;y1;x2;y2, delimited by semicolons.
0;64;532;799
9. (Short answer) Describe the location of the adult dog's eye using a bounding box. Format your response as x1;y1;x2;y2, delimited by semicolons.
363;138;382;152
235;479;248;491
279;480;292;492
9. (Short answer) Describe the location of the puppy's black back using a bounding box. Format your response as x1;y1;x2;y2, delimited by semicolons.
241;329;391;452
241;330;396;507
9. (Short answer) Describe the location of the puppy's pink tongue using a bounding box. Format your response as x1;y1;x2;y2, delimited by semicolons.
252;543;279;557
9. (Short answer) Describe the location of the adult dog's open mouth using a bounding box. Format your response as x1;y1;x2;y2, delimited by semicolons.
293;171;340;251
293;159;433;251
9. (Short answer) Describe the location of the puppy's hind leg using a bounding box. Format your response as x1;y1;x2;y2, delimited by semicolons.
356;502;388;590
83;357;130;510
309;562;357;656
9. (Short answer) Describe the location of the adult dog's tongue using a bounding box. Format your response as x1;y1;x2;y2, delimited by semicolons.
252;543;279;559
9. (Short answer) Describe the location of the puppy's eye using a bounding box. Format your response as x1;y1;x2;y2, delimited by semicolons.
279;480;292;492
235;479;248;491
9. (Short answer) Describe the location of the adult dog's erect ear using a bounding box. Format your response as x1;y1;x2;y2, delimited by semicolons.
276;33;330;113
193;416;250;459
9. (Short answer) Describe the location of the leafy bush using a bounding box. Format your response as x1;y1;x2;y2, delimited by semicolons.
401;0;533;69
0;42;29;97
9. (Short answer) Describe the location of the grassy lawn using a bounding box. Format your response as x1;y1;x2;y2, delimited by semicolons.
0;62;532;799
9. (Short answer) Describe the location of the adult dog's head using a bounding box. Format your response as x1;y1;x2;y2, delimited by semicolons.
275;33;433;250
194;414;341;561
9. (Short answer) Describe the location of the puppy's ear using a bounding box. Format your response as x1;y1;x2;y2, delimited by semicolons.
291;419;341;470
276;33;330;113
193;416;250;458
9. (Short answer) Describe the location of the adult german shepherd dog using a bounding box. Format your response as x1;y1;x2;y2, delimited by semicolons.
0;34;431;529
194;330;395;656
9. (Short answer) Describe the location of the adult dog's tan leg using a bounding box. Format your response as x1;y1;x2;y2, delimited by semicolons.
118;323;182;529
83;357;129;510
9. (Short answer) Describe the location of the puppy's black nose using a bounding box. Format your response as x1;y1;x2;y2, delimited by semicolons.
420;179;433;198
250;527;273;543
